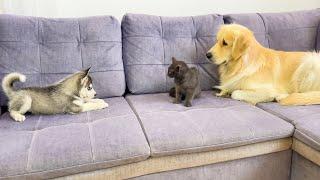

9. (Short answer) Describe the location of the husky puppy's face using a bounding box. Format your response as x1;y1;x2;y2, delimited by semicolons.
79;69;97;99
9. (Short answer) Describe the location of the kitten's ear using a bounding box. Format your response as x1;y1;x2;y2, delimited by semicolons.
175;65;181;72
172;57;177;63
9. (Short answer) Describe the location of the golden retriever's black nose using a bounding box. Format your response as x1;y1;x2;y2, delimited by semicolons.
206;52;212;59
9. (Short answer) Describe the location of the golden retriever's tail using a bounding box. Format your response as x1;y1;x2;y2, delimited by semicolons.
279;91;320;106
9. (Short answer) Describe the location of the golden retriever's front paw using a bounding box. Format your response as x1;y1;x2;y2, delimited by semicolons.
231;90;243;101
275;94;289;102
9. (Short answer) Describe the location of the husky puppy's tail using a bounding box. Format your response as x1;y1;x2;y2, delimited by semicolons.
2;73;26;97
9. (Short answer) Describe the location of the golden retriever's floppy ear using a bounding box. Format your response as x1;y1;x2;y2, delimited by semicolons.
232;33;250;60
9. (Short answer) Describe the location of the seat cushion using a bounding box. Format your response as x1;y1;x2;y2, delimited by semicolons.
0;97;150;179
0;14;126;106
126;91;294;157
259;103;320;151
122;14;223;94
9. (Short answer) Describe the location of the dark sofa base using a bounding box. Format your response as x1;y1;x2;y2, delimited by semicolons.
291;152;320;180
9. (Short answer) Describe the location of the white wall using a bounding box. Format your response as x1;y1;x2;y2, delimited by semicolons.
0;0;319;20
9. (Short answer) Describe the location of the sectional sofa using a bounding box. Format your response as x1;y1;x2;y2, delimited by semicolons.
0;9;320;180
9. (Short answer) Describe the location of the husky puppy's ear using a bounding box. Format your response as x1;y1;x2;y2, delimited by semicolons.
81;67;91;85
83;67;91;76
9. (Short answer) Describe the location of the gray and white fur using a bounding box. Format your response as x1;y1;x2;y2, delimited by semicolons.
2;68;108;122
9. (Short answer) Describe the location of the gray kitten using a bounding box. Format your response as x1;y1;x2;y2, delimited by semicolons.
2;68;108;122
167;57;201;107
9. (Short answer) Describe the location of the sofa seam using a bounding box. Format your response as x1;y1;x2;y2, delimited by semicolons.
0;70;124;75
35;115;42;130
3;154;149;179
257;13;270;48
151;134;292;156
124;62;211;66
256;105;295;125
122;35;217;39
78;20;84;68
294;129;320;151
0;113;136;134
25;130;37;172
37;18;43;86
159;16;168;92
87;121;96;162
125;97;152;153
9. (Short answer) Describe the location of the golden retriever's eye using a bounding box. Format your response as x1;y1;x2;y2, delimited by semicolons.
222;39;228;46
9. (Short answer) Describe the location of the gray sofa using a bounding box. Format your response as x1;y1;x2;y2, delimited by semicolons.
0;9;319;180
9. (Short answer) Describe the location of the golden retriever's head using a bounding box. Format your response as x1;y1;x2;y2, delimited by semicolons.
206;24;253;65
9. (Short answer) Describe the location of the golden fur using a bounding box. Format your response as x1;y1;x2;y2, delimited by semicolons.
207;24;320;105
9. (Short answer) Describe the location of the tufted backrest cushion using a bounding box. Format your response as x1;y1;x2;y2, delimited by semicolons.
0;15;125;106
225;9;320;51
260;9;320;51
122;14;223;94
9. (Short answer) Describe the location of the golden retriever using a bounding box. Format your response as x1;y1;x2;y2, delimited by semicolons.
206;24;320;106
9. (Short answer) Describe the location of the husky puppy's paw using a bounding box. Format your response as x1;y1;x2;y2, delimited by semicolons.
100;101;109;109
94;99;107;104
93;100;108;109
10;112;26;122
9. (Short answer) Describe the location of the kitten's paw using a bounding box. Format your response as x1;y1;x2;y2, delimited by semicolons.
215;92;224;97
184;102;192;107
11;113;26;122
172;99;181;104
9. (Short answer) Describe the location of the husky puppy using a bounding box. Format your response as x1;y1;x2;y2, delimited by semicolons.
2;68;108;122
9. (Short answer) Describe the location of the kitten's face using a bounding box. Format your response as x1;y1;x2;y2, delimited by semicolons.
167;57;188;78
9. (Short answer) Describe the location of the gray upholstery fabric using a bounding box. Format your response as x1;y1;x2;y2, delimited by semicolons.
295;119;320;151
0;14;125;106
291;152;320;180
122;14;223;94
260;9;320;51
132;150;291;180
0;97;150;179
258;103;320;151
225;9;320;51
126;91;294;157
317;22;320;51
